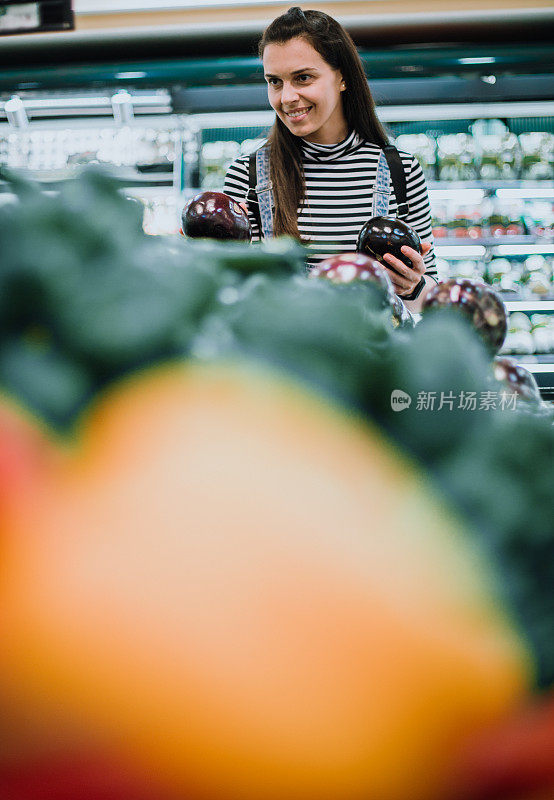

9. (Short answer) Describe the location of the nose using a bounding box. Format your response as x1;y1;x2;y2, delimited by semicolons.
280;81;299;106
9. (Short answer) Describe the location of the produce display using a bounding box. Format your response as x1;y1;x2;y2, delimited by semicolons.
309;252;391;287
431;197;553;242
430;255;554;359
493;356;543;405
484;255;554;297
399;125;553;183
432;257;554;359
201;127;554;187
450;690;554;800
422;278;508;355
1;169;554;800
309;252;414;329
356;215;422;271
436;133;481;181
394;133;437;180
519;132;554;181
182;190;252;241
200;137;265;190
503;311;554;356
435;256;554;303
432;199;523;240
0;119;197;174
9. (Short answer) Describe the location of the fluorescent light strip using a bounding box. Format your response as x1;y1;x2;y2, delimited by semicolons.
458;57;497;64
114;72;148;80
496;188;554;200
428;189;485;202
496;244;554;255
505;301;554;312
435;245;487;257
379;101;554;122
189;110;274;127
519;363;554;373
1;93;170;112
74;0;378;10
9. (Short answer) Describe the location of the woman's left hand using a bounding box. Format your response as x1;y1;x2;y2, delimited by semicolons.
382;242;432;297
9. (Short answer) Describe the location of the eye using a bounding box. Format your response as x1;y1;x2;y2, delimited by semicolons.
266;77;281;87
296;74;312;83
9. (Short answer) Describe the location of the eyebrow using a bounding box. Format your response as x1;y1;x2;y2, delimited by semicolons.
264;67;317;78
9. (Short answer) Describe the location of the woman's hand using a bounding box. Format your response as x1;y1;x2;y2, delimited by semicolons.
382;241;432;298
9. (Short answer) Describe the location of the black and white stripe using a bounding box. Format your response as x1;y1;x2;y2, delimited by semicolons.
224;129;436;276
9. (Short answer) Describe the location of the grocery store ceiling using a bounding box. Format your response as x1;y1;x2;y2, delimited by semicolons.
0;5;552;111
2;7;554;63
73;0;357;8
69;0;554;31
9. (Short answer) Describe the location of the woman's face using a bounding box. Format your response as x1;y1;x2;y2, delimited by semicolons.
262;36;347;145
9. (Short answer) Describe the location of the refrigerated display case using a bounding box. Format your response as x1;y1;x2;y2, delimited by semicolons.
191;108;554;400
1;9;553;395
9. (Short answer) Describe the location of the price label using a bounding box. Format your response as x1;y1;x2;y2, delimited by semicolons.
0;3;40;32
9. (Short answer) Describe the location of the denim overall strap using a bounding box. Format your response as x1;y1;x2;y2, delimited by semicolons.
373;149;391;217
255;145;275;239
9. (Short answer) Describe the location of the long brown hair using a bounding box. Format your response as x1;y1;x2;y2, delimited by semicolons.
259;7;389;239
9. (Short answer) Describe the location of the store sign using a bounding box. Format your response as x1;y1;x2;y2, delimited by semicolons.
0;0;73;34
0;2;40;31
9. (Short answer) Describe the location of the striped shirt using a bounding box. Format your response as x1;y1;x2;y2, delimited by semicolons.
224;129;436;276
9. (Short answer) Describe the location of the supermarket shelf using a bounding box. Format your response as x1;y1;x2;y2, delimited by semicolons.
517;355;554;365
428;181;554;200
111;170;174;186
0;166;175;190
435;240;554;256
517;361;554;374
515;357;554;401
0;92;173;121
185;110;273;129
504;300;554;312
379;100;554;123
435;236;545;246
428;181;554;190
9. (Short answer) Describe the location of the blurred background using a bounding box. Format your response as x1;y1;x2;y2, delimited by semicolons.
1;0;553;398
1;7;554;800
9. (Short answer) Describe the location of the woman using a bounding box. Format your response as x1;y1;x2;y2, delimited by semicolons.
224;7;437;312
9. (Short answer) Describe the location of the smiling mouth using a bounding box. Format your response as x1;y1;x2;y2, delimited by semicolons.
284;107;312;121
